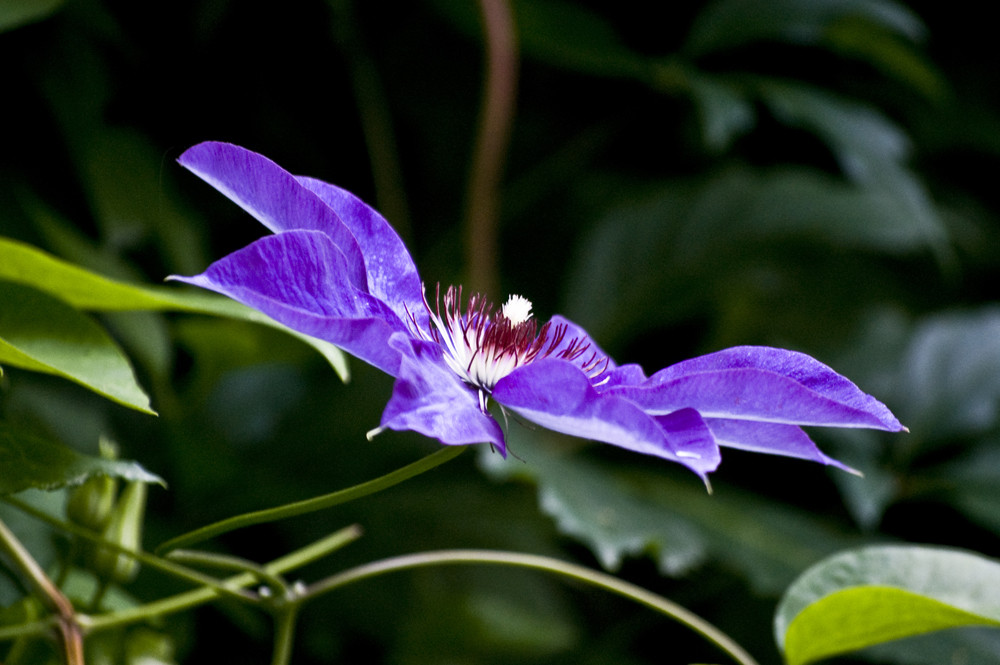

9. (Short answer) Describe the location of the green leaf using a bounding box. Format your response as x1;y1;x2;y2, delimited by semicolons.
892;308;1000;442
0;0;63;32
940;445;1000;535
563;167;944;346
685;72;757;152
684;0;925;57
822;17;946;100
0;280;154;413
0;236;349;380
481;430;859;593
775;545;1000;665
0;422;163;495
824;307;1000;529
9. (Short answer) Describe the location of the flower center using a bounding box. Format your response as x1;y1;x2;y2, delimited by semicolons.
408;284;607;410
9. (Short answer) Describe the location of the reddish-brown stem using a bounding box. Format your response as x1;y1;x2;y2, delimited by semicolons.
463;0;519;299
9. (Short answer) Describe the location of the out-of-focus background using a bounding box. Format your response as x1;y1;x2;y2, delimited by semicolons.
3;1;1000;663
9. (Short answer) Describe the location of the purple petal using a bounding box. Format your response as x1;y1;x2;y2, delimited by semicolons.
380;334;506;452
296;177;426;327
599;364;647;390
493;358;720;478
705;418;858;474
170;230;407;376
609;346;904;431
177;142;368;292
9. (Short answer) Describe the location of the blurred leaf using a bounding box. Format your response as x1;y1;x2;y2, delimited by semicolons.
858;625;1000;665
481;430;860;593
77;130;209;276
0;421;163;495
775;545;1000;665
684;0;925;57
756;80;907;181
0;236;349;380
892;309;1000;443
565;167;942;345
756;82;948;261
0;0;63;32
938;445;1000;534
823;16;945;100
685;72;757;152
839;307;1000;448
172;317;318;401
395;572;579;664
826;308;1000;527
482;432;706;575
0;280;154;413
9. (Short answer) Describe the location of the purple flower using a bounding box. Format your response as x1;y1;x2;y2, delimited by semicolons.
171;141;905;482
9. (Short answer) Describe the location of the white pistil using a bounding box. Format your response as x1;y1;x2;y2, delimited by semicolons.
501;295;532;325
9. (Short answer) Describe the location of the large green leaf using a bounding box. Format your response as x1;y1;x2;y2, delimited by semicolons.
0;422;163;495
480;430;859;593
0;236;348;380
774;545;1000;665
0;280;154;413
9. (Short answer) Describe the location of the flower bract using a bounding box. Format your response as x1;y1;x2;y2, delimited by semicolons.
170;141;905;483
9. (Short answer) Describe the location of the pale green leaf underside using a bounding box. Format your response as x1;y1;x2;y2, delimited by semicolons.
775;545;1000;665
0;423;164;495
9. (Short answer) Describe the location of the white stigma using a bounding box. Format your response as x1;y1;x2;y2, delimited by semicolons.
501;295;533;325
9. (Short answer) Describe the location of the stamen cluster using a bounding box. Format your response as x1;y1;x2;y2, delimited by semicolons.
409;284;607;410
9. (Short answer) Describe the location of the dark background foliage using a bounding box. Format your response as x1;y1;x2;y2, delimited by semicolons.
3;0;1000;663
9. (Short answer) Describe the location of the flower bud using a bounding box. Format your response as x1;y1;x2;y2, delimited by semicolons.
66;474;118;532
92;481;147;584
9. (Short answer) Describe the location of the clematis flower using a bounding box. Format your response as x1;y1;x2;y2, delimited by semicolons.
171;141;904;483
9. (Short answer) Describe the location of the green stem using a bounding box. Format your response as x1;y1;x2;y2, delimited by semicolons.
270;603;300;665
79;525;362;635
156;445;465;554
304;549;760;665
167;549;290;598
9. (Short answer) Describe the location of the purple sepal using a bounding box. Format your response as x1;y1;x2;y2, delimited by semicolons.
169;230;408;376
705;418;859;474
380;334;507;453
609;346;904;431
296;176;426;327
177;142;369;292
493;358;720;478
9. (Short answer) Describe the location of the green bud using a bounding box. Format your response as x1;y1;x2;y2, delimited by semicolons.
66;474;118;532
92;481;148;584
125;627;176;665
